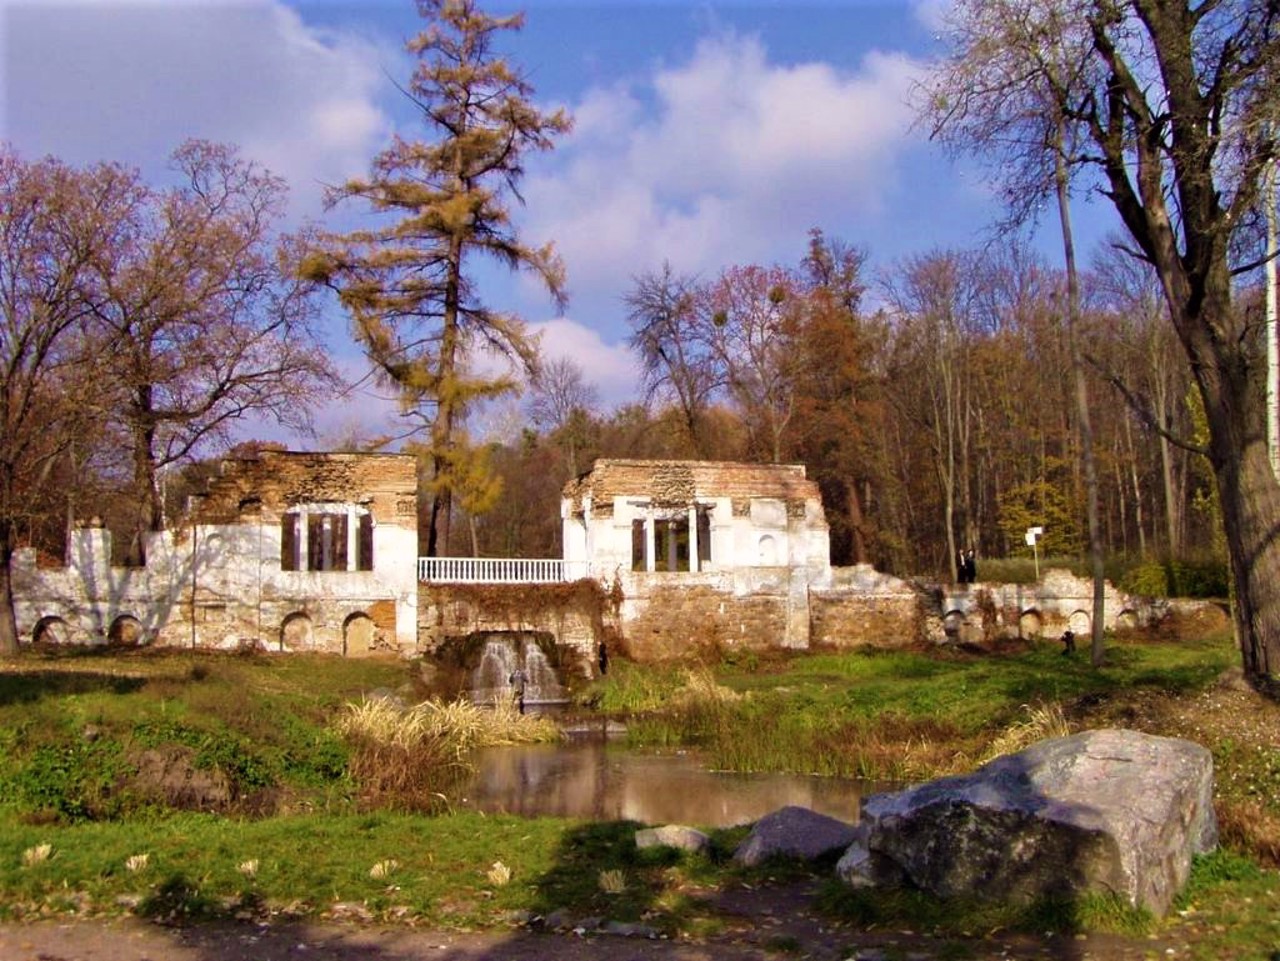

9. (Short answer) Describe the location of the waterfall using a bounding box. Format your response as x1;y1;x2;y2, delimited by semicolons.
468;632;567;710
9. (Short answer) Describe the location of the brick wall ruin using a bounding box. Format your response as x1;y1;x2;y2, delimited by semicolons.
14;451;420;655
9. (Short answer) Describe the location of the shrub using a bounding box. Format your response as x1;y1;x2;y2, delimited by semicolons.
10;740;131;822
1120;559;1229;599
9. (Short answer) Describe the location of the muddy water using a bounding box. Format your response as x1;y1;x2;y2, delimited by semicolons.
454;741;882;827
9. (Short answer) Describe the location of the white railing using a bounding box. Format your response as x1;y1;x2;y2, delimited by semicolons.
417;557;588;584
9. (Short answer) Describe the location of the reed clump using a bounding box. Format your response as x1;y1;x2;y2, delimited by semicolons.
978;703;1072;765
335;696;560;811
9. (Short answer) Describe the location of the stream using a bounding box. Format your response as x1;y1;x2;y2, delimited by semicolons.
453;740;882;827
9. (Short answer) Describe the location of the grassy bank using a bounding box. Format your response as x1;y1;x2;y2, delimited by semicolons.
1;632;1278;958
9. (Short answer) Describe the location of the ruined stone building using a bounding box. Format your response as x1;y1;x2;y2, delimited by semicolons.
14;451;420;655
559;459;833;656
15;452;1163;663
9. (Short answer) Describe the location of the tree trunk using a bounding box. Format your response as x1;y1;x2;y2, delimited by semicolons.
1207;382;1280;683
128;386;163;566
0;520;18;655
845;477;869;565
1055;131;1106;665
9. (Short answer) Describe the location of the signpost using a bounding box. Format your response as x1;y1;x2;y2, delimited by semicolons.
1025;526;1044;581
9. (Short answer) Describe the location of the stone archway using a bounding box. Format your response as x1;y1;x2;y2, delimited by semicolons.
1068;610;1091;635
108;614;144;646
943;609;966;641
280;612;313;652
757;535;777;565
1019;609;1043;639
32;615;71;645
343;613;375;658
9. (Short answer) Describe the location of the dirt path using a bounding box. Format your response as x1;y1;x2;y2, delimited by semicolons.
0;880;1185;961
0;918;1179;961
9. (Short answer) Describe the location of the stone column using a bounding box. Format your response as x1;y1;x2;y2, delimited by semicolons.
688;505;700;572
645;514;656;572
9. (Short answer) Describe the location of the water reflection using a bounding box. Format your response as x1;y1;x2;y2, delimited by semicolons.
455;741;875;827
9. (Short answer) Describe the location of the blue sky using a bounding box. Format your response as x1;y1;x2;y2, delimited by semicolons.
0;0;1122;445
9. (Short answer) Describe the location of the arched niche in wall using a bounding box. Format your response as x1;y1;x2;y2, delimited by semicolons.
343;612;375;657
1019;609;1043;638
32;615;71;645
280;612;314;652
108;614;144;646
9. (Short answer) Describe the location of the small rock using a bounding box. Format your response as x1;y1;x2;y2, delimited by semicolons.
733;805;859;867
601;920;659;938
635;824;711;853
543;909;573;931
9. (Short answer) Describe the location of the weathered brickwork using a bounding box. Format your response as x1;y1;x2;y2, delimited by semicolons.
14;451;419;656
417;581;611;666
619;582;790;660
809;592;926;649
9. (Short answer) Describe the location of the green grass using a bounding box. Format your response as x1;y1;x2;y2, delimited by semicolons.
0;811;749;930
590;632;1237;779
0;632;1276;960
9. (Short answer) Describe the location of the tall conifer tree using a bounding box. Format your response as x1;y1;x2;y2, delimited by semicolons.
304;0;570;556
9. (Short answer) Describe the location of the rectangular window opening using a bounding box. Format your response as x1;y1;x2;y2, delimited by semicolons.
654;517;690;572
631;519;646;572
281;514;300;571
306;513;349;572
357;513;374;571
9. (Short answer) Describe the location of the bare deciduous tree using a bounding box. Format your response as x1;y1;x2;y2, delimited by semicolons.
88;141;336;563
924;0;1280;684
625;262;719;456
0;152;131;651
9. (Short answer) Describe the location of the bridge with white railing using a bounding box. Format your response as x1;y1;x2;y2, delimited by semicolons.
417;556;590;585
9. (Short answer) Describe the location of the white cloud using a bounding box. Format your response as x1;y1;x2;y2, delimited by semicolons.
523;31;926;328
1;0;394;220
528;316;642;410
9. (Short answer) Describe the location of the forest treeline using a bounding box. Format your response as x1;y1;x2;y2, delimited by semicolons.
0;146;1238;587
476;228;1232;582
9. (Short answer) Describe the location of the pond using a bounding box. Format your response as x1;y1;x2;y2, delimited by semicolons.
453;740;885;828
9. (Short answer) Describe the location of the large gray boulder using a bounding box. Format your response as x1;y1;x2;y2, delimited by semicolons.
836;729;1216;916
733;805;859;866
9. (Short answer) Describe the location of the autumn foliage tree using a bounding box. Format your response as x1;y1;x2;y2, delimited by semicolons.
0;152;133;652
302;0;571;556
87;141;335;563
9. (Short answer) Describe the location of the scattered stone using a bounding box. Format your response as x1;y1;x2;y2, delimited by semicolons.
600;920;659;938
635;824;711;854
327;902;373;922
733;805;859;867
837;729;1216;916
542;909;573;931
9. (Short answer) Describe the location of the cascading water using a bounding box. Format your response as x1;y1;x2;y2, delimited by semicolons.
468;631;567;710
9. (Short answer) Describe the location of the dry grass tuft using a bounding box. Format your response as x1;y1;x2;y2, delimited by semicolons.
1216;799;1280;868
338;696;560;759
980;703;1072;764
674;667;742;706
21;843;53;867
336;696;560;811
598;868;626;894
